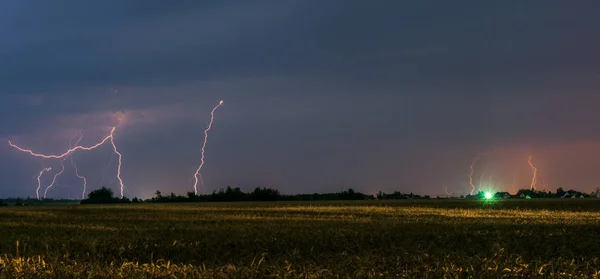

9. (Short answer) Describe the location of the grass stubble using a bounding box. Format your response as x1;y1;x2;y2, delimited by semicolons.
0;199;600;278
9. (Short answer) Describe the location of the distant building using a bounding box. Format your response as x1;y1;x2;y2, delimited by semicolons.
495;192;511;199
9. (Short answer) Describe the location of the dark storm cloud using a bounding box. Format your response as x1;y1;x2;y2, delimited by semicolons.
1;1;600;197
2;1;597;92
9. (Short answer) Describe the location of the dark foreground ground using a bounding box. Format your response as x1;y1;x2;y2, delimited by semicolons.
1;199;600;278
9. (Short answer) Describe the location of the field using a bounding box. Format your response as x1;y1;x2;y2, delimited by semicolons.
1;200;600;278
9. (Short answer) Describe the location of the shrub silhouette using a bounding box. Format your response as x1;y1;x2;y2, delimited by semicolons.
81;187;130;204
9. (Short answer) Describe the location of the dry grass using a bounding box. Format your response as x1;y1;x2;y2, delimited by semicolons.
1;199;600;278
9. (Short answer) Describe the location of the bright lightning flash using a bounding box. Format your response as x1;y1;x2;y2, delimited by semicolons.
193;100;224;195
36;167;52;200
528;155;537;191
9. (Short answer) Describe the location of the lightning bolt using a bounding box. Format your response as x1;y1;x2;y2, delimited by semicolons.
468;156;480;195
43;157;66;199
69;132;88;199
70;155;87;200
9;127;126;198
193;100;224;195
36;167;52;200
444;186;451;198
42;132;83;199
528;155;537;191
43;131;89;199
110;133;124;198
8;128;115;159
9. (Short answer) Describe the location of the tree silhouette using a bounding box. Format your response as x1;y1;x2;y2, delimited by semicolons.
249;187;280;201
85;187;115;203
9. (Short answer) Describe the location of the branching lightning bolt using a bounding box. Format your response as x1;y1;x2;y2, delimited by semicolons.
193;100;224;195
36;167;52;200
8;129;115;159
43;132;84;199
9;127;126;198
528;155;537;191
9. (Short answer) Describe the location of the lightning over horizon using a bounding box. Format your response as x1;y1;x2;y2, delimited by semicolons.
466;152;549;196
43;156;66;199
69;132;88;199
468;156;480;195
528;155;538;191
8;127;126;199
42;132;82;199
35;167;52;200
8;128;115;160
193;100;224;195
109;132;125;198
71;154;88;200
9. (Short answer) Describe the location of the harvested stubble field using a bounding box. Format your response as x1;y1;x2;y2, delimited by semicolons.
1;199;600;278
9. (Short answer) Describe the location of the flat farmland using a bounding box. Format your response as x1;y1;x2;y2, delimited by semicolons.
1;200;600;278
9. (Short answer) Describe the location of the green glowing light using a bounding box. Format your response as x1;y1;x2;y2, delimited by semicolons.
484;192;493;199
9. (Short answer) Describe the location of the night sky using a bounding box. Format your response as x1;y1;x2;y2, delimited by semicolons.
1;1;600;198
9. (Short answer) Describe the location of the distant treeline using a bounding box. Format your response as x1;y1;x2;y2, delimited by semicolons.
1;186;597;206
466;187;595;199
149;187;437;203
80;186;431;204
151;187;378;202
0;198;80;206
